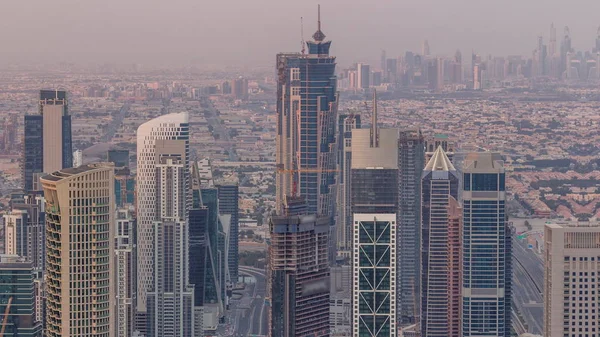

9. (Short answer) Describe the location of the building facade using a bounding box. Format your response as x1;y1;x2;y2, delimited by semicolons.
420;147;459;337
352;214;397;337
275;11;338;218
351;99;399;337
41;164;115;337
217;184;239;283
397;129;425;324
544;222;600;337
336;113;360;260
447;197;463;337
136;112;189;321
146;141;194;337
22;90;72;191
115;208;135;337
0;255;42;336
461;152;511;337
268;197;330;337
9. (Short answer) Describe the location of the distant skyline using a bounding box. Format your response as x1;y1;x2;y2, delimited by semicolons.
2;0;600;68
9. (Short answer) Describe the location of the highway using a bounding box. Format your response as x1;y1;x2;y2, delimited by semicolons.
100;103;130;143
201;97;239;162
230;266;267;337
512;236;544;335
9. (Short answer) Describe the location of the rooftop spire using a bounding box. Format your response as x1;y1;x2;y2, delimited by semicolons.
312;4;326;42
371;90;378;147
424;146;455;171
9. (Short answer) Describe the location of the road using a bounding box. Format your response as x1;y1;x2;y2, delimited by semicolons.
512;236;544;335
230;266;267;337
201;98;239;161
100;103;130;143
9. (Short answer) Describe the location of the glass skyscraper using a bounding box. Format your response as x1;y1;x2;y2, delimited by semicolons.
461;152;511;337
275;7;338;219
351;97;399;337
420;147;459;337
397;129;425;324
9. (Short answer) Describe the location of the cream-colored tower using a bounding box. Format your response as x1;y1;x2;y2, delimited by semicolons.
41;163;115;337
544;222;600;337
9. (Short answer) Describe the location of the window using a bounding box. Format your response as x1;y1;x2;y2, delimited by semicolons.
291;68;300;81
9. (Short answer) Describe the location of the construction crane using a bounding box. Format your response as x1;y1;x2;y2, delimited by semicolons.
1;297;13;335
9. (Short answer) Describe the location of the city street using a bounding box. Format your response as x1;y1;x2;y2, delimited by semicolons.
512;236;544;335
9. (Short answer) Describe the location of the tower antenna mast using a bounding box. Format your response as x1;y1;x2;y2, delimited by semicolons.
301;17;305;55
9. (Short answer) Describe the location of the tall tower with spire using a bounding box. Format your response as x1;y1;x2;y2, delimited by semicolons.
350;93;400;337
275;5;338;219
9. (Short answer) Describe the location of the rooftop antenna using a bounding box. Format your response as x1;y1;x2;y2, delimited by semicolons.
317;4;321;33
301;17;305;55
371;89;379;148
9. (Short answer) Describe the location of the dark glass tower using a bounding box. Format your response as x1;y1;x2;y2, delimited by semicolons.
461;152;511;337
0;257;42;336
217;184;239;282
22;115;43;191
275;6;338;219
398;129;425;325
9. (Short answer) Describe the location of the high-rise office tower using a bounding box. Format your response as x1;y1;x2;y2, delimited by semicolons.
0;255;43;336
336;113;361;260
23;90;72;191
397;129;425;325
268;196;330;337
41;163;115;337
3;209;28;256
189;160;228;333
357;63;371;89
351;93;399;337
422;40;431;56
447;197;462;337
146;138;194;337
115;208;136;337
10;193;45;270
420;147;459;337
544;222;600;337
461;152;511;337
136;112;189;323
217;184;239;283
231;76;249;100
275;6;338;219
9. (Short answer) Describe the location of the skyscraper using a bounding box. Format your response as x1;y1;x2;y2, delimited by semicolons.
217;184;239;283
115;208;136;337
544;222;600;337
397;129;425;325
41;163;115;337
420;147;459;337
41;90;72;174
461;152;511;337
336;113;361;260
0;255;42;336
447;197;462;337
136;112;189;325
351;94;399;337
275;6;338;219
268;196;330;337
146;138;194;337
23;90;73;191
357;63;371;89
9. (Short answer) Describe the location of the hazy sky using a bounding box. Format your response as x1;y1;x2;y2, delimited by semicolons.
2;0;600;68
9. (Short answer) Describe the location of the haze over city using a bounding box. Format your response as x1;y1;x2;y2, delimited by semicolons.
3;0;600;67
4;1;600;337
